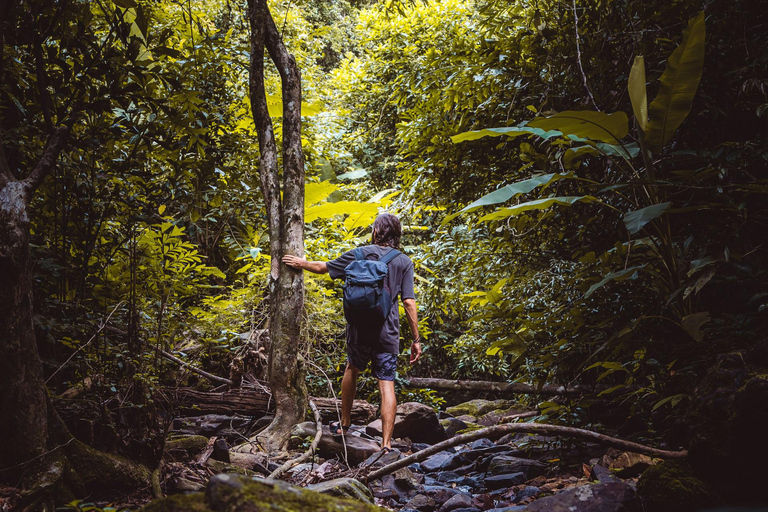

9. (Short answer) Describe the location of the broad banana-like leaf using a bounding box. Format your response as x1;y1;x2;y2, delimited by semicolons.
528;111;629;144
443;173;569;223
305;201;378;226
585;264;646;298
451;126;562;143
681;311;710;342
479;195;596;222
628;56;648;132
623;202;671;234
305;181;338;207
644;12;706;153
266;94;324;117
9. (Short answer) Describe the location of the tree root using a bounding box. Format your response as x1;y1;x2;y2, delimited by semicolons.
363;421;688;482
267;399;323;480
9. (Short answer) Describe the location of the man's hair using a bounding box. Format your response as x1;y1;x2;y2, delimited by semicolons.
372;213;401;248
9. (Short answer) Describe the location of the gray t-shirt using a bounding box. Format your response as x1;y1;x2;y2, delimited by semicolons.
327;245;415;354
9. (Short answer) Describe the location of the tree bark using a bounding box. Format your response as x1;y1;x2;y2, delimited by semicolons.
247;0;307;453
0;127;69;477
402;376;587;397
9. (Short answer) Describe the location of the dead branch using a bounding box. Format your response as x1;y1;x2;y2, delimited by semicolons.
267;399;322;480
363;422;687;482
402;377;586;397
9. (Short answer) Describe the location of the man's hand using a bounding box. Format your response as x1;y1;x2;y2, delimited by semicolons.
409;341;422;364
282;254;306;270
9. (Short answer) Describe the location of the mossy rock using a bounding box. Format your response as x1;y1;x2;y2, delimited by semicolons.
205;459;257;477
445;399;517;418
636;461;720;512
142;474;384;512
165;435;209;457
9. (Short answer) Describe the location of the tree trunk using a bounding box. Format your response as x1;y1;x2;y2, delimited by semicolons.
247;0;307;453
402;376;588;397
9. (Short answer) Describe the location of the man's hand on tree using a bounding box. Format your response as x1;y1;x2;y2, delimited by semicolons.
409;341;422;364
282;254;306;269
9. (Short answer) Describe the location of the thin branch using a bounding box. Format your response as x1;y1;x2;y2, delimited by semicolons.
363;421;687;482
572;0;600;111
23;125;70;197
267;399;322;480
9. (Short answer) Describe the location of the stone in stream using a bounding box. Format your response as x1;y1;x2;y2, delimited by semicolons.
290;421;380;466
445;399;519;418
405;493;438;512
307;478;376;505
439;493;474;511
361;446;403;468
484;472;527;490
487;455;547;479
513;486;540;503
366;402;447;444
420;451;458;472
441;417;469;438
523;482;638;512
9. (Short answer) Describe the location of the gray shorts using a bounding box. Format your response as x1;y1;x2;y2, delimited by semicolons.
347;343;398;381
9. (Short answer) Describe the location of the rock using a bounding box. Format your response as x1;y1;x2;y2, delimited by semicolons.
445;399;519;418
424;486;461;505
362;447;403;468
513;486;540;503
487;456;546;479
171;415;255;443
470;438;494;450
441;418;469;438
477;406;532;427
421;451;457;472
142;473;384;512
607;452;653;478
440;493;474;512
412;442;431;452
455;414;479;424
635;461;717;512
291;421;381;466
486;507;526;512
165;435;210;460
524;482;638;512
307;478;375;505
589;464;619;483
366;402;447;444
436;471;461;483
484;472;526;490
212;438;230;462
405;493;437;512
227;452;270;474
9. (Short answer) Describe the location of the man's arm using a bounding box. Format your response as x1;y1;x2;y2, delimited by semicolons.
282;255;328;274
403;298;422;364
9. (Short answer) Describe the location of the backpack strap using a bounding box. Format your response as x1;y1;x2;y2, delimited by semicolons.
354;248;365;261
379;248;401;266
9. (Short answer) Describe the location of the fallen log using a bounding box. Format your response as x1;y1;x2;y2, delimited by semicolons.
363;422;688;482
158;387;378;424
402;377;586;397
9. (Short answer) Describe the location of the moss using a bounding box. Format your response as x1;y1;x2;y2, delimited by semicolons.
205;459;258;476
166;435;209;456
206;474;384;512
141;492;213;512
64;439;151;494
445;399;517;418
636;461;720;512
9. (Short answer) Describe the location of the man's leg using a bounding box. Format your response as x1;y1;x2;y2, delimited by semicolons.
378;378;396;449
340;363;360;428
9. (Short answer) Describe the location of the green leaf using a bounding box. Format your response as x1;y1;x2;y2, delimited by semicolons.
479;196;597;222
451;126;562;143
681;311;710;342
623;202;671;234
443;173;569;223
305;201;379;229
527;111;629;144
585;265;646;298
266;94;324;117
644;12;706;152
628;56;648;131
112;0;138;8
653;393;687;411
336;169;368;180
305;181;338;207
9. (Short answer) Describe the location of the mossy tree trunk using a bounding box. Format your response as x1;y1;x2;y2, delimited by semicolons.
247;0;307;453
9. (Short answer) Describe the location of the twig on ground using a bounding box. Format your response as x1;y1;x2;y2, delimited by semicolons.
267;399;323;480
363;421;687;482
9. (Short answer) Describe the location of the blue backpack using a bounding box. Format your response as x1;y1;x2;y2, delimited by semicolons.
342;247;401;329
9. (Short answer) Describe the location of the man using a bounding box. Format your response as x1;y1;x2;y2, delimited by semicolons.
282;213;421;452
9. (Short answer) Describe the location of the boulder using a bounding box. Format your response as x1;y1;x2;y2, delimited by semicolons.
291;421;380;466
524;482;639;512
487;456;546;479
421;451;458;472
307;478;375;505
405;493;438;512
484;473;526;490
361;446;403;468
477;406;532;427
440;493;474;512
441;418;469;438
635;461;717;512
165;435;209;460
445;400;519;418
607;452;653;478
366;402;447;444
141;474;384;512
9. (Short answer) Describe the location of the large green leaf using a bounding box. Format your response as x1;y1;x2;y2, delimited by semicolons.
479;196;596;221
644;12;706;152
266;94;324;117
585;265;646;298
305;181;338;207
628;56;648;131
451;126;562;143
623;202;671;234
305;201;379;229
443;173;568;223
527;111;629;144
